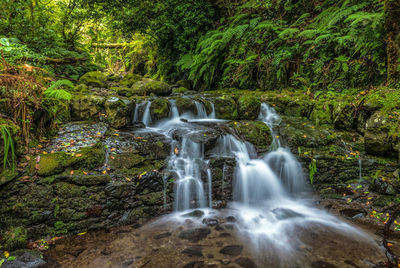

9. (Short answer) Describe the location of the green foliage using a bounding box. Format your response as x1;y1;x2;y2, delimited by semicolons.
0;125;15;171
44;80;73;100
309;159;317;185
178;0;386;91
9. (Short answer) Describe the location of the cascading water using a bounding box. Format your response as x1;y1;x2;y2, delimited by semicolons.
133;101;152;126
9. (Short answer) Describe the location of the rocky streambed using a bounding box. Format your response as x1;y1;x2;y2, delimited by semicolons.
1;72;400;267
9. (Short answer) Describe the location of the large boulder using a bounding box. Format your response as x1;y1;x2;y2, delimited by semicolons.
238;95;261;120
104;97;133;129
175;97;197;115
130;79;172;96
151;98;170;121
214;96;238;120
332;101;355;130
78;71;107;87
364;111;390;156
119;73;142;87
70;95;104;120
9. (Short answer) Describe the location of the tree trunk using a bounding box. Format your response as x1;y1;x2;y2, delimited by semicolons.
384;0;400;86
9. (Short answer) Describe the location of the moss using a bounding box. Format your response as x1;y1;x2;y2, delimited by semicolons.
1;226;27;251
131;81;148;96
137;191;163;205
70;84;90;94
238;95;261;120
111;87;132;97
120;73;142;87
104;97;131;129
175;97;196;114
67;174;111;186
0;170;18;186
230;121;272;150
78;71;107;87
30;151;77;176
309;101;333;126
70;95;104;120
151;98;170;120
172;87;189;94
79;143;106;169
55;182;84;198
144;80;171;96
320;188;341;199
109;152;145;169
214;95;238;120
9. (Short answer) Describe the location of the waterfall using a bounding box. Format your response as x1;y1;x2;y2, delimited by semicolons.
169;138;208;211
133;101;152;126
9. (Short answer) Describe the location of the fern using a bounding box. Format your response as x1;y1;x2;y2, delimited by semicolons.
44;80;73;100
0;125;15;172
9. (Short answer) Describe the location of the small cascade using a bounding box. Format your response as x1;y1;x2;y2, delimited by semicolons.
259;103;281;149
209;103;216;119
142;101;152;126
169;99;180;119
133;101;152;126
169;138;209;211
358;157;362;181
195;101;208;118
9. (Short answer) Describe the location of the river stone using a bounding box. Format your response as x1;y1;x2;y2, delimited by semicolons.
235;257;257;268
2;251;46;268
179;228;211;242
105;97;133;129
153;232;171;240
182;210;205;218
175;97;197;114
182;246;203;257
202;218;218;226
219;245;243;256
272;208;303;220
214;96;238;120
151;98;170;121
70;95;104;120
182;261;205;268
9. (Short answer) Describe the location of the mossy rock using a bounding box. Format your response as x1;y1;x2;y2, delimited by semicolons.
151;98;170;121
230;121;272;151
71;84;90;94
30;144;106;176
110;87;132;97
214;96;238;120
70;95;104;120
172;87;188;94
175;97;197;115
105;97;132;129
364;111;390;156
1;226;27;251
131;81;148;96
309;102;333;126
0;170;18;186
144;80;172;96
66;174;110;186
175;80;192;90
109;153;145;169
238;95;261;120
332;101;355;130
120;73;142;87
78;71;107;87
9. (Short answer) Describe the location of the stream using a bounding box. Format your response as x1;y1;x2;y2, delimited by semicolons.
43;101;388;268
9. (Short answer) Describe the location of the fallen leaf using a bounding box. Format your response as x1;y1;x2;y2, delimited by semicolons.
75;154;82;157
102;170;107;174
83;171;88;175
70;170;74;175
77;232;87;236
25;155;31;161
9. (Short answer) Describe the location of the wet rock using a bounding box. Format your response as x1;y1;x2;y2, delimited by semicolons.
79;71;107;87
219;245;243;256
238;95;261;120
332;101;355;130
225;216;236;222
214;96;238;120
66;174;111;186
370;178;396;195
131;79;172;96
182;210;205;218
219;233;231;238
340;209;366;219
122;259;134;267
1;227;27;251
70;95;104;120
311;261;337;268
109;152;145;169
132;122;146;128
175;97;197;114
272;208;303;220
235;257;257;268
202;218;218;226
2;251;46;268
179;228;211;242
182;246;203;257
182;261;205;268
364;111;390;156
135;171;164;193
153;232;172;240
151;98;170;121
229;121;272;152
105;97;133;129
